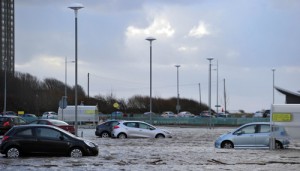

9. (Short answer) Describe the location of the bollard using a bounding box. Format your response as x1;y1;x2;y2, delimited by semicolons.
81;131;83;137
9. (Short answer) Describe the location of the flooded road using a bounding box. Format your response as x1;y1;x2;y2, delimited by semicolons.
1;127;300;171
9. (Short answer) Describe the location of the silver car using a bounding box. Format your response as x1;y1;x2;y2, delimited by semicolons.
214;122;289;149
112;121;172;139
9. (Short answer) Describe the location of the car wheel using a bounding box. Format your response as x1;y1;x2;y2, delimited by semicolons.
101;132;110;138
70;148;83;157
117;133;127;139
221;141;234;149
6;147;20;158
155;134;165;138
275;141;283;149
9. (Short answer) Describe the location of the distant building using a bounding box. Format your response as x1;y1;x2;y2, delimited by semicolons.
0;0;14;73
275;86;300;104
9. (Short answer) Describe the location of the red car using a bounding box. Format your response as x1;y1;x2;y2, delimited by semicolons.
0;116;27;135
29;119;75;134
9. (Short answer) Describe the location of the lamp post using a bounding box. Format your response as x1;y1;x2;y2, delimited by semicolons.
145;37;156;124
175;65;180;114
215;60;219;113
207;57;214;129
69;3;84;136
199;83;201;112
3;58;7;114
272;68;275;104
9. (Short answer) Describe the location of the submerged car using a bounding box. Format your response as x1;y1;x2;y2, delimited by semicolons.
214;122;289;149
0;125;98;158
112;121;172;139
95;120;119;138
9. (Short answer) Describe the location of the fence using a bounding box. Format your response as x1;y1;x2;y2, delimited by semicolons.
106;115;270;127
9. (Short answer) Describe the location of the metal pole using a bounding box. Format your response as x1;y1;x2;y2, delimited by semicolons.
216;60;219;113
88;73;90;98
69;3;83;136
199;83;201;112
207;58;214;129
3;59;7;114
146;37;156;124
272;69;275;104
175;65;180;114
65;57;67;98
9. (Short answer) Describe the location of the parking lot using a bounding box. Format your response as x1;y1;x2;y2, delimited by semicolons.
1;126;300;171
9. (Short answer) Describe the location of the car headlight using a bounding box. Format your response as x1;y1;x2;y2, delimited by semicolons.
84;140;97;148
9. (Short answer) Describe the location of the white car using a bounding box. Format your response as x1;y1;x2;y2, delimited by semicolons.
161;111;176;118
178;111;195;117
112;121;172;139
41;111;58;119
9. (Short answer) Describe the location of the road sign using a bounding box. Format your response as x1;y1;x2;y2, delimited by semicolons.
59;96;68;109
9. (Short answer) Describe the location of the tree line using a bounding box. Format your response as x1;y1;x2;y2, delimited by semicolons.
0;71;209;116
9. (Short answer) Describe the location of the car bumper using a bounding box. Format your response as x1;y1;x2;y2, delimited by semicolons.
84;146;99;156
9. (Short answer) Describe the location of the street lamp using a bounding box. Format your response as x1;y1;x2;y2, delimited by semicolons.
207;57;214;129
175;65;180;114
3;58;7;114
145;37;156;123
272;68;276;104
69;3;84;136
215;60;219;113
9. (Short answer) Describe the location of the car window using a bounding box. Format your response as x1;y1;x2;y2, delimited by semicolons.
125;122;138;128
111;121;118;127
19;118;27;124
139;123;151;129
238;125;256;134
36;127;61;139
259;124;270;133
15;128;33;137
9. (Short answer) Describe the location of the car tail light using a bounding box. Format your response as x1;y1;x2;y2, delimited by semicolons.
3;121;10;127
113;125;120;129
2;135;9;142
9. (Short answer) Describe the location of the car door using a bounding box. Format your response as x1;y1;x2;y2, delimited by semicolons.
255;124;270;147
35;127;70;155
137;122;155;138
13;128;38;154
124;122;140;137
233;124;256;147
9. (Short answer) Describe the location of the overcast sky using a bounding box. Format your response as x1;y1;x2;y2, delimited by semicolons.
15;0;300;113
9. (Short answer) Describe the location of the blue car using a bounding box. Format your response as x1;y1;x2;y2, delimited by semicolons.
214;122;289;149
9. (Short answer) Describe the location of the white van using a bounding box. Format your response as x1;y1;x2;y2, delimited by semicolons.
58;105;98;124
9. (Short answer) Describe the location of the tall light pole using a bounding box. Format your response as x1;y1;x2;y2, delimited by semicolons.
145;37;156;124
272;68;275;104
3;58;7;114
69;3;84;136
175;65;180;114
207;57;214;129
215;60;219;113
199;83;201;112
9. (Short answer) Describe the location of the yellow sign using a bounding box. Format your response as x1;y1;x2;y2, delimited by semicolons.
84;110;96;114
18;111;25;115
272;113;292;122
113;102;119;109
